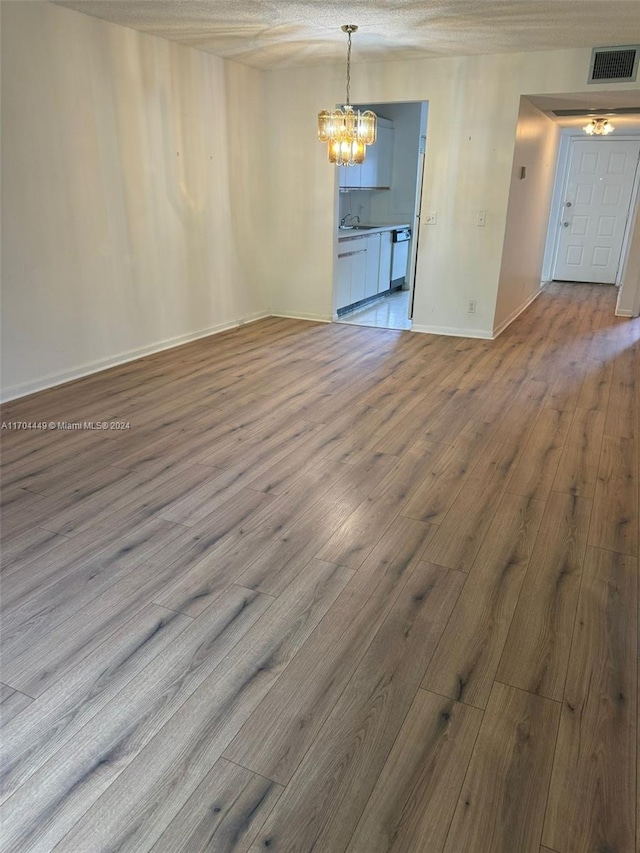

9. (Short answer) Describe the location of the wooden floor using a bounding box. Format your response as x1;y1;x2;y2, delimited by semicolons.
1;282;638;853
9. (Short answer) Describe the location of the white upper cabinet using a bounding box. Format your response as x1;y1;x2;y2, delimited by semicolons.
338;118;394;190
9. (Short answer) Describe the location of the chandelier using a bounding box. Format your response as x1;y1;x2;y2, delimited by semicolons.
583;117;614;135
317;25;377;166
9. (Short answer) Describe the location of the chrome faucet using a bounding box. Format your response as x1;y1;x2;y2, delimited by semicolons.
340;213;360;226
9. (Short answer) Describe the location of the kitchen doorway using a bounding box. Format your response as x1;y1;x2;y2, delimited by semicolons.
339;290;412;330
333;101;428;331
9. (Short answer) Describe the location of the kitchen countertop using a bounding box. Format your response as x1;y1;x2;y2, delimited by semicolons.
338;223;410;239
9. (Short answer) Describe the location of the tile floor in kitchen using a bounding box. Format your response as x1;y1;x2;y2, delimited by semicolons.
337;289;412;331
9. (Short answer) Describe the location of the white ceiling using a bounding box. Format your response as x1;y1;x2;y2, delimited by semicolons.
527;92;640;126
52;1;640;70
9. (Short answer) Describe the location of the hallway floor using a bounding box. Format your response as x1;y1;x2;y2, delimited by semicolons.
338;289;412;330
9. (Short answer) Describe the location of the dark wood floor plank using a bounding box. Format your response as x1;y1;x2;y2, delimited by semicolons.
491;378;548;447
0;489;61;541
1;508;166;607
224;516;435;784
497;491;591;701
111;417;245;473
605;334;638;440
314;440;439;569
544;362;586;413
421;440;521;572
0;585;277;851
153;456;355;616
401;420;493;524
443;682;560;853
250;562;464;853
0;604;190;802
346;689;482;853
1;517;186;659
158;420;324;523
2;516;277;697
552;407;605;498
422;383;489;445
0;684;33;728
47;562;351;853
149;758;283;853
543;547;637;853
505;408;572;501
236;452;395;595
39;460;218;537
159;480;274;530
0;526;68;577
588;433;638;556
471;377;525;423
575;357;612;412
371;383;455;457
244;408;370;495
423;493;544;709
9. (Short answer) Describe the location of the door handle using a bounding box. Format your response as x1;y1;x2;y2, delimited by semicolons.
563;222;570;227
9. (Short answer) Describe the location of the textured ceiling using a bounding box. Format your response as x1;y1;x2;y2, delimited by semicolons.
52;1;640;69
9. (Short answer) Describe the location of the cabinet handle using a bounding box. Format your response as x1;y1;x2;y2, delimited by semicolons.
338;250;368;258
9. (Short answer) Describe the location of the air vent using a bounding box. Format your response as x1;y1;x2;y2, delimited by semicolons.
588;46;639;83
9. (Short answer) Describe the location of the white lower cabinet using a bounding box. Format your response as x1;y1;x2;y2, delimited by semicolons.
337;228;395;311
336;243;368;310
364;234;381;299
350;249;367;304
336;253;352;310
378;231;392;293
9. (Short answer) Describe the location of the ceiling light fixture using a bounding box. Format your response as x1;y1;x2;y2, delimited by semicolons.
317;25;377;166
583;117;614;135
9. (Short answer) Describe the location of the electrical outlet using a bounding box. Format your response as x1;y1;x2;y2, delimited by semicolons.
425;212;438;224
468;300;477;314
476;211;486;227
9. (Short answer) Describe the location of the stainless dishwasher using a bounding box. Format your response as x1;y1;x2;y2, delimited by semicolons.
391;228;411;286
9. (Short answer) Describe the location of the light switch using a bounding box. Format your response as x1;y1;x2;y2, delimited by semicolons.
476;211;486;227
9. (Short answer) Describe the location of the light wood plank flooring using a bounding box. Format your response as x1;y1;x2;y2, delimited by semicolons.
1;282;638;852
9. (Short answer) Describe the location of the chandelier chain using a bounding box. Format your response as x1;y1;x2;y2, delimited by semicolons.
346;29;352;106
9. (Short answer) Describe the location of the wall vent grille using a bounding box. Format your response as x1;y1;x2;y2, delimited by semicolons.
588;46;639;83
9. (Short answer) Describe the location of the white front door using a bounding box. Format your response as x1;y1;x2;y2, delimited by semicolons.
553;138;640;284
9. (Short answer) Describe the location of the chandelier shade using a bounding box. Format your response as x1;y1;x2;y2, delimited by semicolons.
318;25;377;166
583;118;614;135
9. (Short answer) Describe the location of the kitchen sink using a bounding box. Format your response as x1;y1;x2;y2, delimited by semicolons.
339;224;380;231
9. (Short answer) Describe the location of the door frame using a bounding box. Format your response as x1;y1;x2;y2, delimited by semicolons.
543;131;640;287
331;99;428;325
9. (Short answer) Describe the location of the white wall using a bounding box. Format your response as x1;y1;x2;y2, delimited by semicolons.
264;49;640;335
1;2;269;399
4;6;640;400
617;204;640;316
494;98;560;333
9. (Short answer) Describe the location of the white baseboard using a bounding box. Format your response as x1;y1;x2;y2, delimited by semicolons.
492;286;544;338
1;311;270;402
615;308;635;317
270;311;332;323
411;323;494;340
